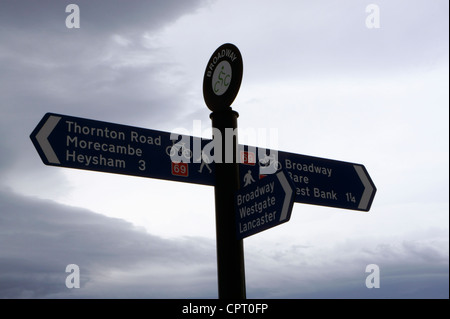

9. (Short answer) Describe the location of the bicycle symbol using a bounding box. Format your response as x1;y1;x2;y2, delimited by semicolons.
166;141;192;160
214;66;230;94
212;61;232;96
259;154;281;174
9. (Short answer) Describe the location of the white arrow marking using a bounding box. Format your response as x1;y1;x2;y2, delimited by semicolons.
354;165;374;210
36;115;61;164
276;171;293;221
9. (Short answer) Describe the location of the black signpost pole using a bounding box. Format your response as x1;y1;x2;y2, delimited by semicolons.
210;109;246;299
203;43;246;299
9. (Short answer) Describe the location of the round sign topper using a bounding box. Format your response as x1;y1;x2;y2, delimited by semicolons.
203;43;243;112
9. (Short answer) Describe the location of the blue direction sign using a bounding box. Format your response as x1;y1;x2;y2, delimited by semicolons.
30;113;376;212
237;146;376;212
30;113;215;186
235;170;295;239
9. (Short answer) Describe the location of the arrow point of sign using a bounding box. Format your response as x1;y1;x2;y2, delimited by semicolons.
35;115;61;164
354;165;376;211
276;171;294;221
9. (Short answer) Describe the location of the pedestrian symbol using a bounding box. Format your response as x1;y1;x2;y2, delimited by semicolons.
198;150;213;174
243;170;255;187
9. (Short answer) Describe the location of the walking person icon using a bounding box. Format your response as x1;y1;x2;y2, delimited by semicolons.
198;150;212;174
243;170;255;187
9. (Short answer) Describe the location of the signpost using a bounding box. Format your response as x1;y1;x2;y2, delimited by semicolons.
235;170;295;240
30;114;376;213
30;43;377;300
30;112;215;186
238;146;376;212
205;43;246;299
203;43;243;112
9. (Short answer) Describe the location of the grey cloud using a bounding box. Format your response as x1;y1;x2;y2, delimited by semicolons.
243;233;448;298
0;0;209;121
0;0;208;33
0;187;448;298
0;188;217;298
402;241;447;263
0;1;208;184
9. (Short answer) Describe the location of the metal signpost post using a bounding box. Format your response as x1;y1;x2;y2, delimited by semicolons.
203;43;246;299
30;43;377;300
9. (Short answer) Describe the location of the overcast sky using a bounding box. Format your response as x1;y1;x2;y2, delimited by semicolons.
0;0;448;299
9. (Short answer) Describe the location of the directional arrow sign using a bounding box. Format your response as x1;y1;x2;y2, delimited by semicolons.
235;170;295;239
31;113;376;211
30;113;215;186
238;146;376;212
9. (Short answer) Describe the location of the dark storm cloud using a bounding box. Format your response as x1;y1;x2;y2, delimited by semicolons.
0;0;209;182
0;0;206;32
244;236;449;299
0;188;216;298
0;0;209;119
0;187;447;298
0;2;216;298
